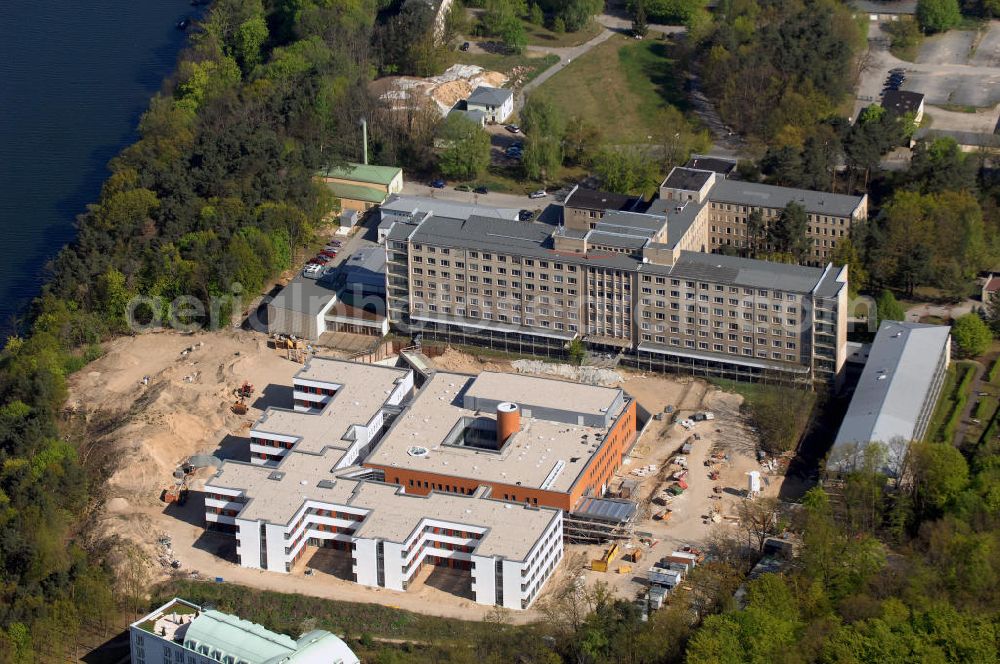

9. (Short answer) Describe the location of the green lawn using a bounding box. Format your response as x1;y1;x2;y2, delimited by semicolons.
522;19;602;47
532;35;690;143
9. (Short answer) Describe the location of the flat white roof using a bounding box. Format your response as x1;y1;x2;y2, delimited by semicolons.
207;449;558;560
465;371;623;417
252;358;410;455
366;371;628;493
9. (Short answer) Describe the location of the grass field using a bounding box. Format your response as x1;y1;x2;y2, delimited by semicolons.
532;35;689;143
523;19;602;47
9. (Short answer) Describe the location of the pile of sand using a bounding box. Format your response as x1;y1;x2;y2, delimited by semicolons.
377;64;510;116
431;79;475;109
67;329;300;524
430;347;511;374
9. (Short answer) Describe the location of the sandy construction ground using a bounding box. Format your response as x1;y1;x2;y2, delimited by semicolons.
74;333;780;619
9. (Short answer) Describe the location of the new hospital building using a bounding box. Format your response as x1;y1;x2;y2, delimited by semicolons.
204;357;639;609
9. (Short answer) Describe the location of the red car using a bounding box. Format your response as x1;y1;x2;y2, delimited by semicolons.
306;258;323;265
314;255;330;264
320;250;337;258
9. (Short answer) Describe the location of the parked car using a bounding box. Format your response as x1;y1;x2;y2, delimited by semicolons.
320;250;337;258
474;185;488;194
505;124;520;133
518;209;533;221
327;240;343;248
460;41;470;51
313;255;330;264
430;179;446;188
303;264;323;278
529;189;547;199
455;184;473;192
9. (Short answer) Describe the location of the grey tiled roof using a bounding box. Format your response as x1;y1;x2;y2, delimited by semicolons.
669;251;826;293
851;0;916;13
268;273;338;315
831;321;951;475
709;179;865;218
410;214;640;270
597;210;666;235
467;86;513;107
587;231;649;250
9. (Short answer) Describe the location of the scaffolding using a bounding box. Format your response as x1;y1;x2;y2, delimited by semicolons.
564;497;638;544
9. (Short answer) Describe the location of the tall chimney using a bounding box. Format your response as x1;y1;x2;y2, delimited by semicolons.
496;402;520;444
360;118;368;165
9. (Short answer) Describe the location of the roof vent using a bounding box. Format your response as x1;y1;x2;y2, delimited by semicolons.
407;446;430;458
317;479;336;489
267;471;285;481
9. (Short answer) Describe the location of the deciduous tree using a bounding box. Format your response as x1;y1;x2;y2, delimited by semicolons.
951;313;992;358
437;114;491;180
917;0;962;32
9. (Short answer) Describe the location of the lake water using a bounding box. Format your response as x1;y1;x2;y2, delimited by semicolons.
0;1;197;332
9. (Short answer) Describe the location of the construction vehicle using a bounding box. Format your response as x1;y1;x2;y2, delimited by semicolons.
162;483;189;505
237;381;254;399
591;543;620;572
708;470;720;481
232;399;248;415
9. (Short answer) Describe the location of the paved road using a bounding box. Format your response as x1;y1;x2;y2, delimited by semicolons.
595;11;685;37
853;21;1000;128
904;299;976;323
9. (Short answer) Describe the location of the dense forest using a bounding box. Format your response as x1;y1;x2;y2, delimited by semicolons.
2;0;1000;661
0;0;381;658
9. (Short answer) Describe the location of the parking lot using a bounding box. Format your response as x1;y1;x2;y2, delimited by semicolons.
400;179;556;213
854;20;1000;131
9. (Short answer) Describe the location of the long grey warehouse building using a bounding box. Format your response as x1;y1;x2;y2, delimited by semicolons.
828;321;951;477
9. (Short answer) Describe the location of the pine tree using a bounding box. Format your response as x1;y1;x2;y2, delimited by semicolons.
632;0;648;37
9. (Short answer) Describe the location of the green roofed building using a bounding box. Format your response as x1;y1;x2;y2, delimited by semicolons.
130;598;359;664
316;162;403;214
